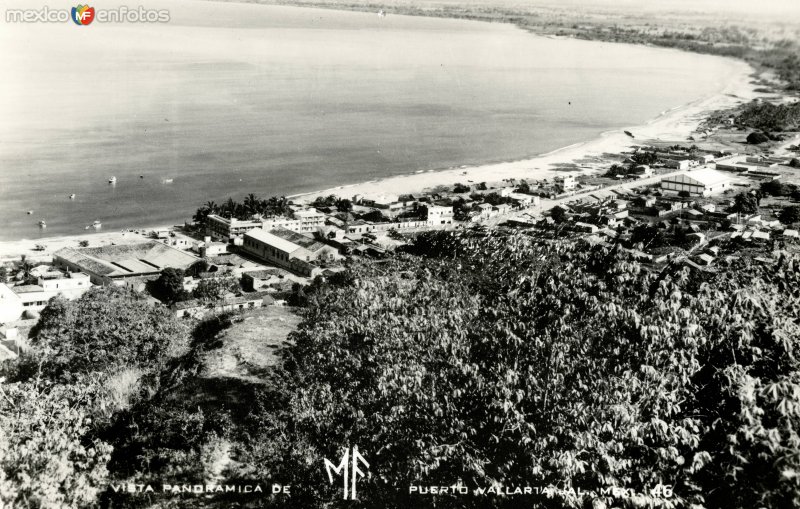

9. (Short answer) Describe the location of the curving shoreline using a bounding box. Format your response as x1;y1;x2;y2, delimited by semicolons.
293;57;760;204
0;27;764;260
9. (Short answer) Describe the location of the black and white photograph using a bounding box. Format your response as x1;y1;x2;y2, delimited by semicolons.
1;0;800;507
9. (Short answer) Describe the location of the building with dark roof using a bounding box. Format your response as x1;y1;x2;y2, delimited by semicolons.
54;241;200;285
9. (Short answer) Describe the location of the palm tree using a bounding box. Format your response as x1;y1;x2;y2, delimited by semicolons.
16;259;35;284
222;197;237;218
244;193;259;216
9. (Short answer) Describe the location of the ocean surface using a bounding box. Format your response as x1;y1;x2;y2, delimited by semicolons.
0;0;743;241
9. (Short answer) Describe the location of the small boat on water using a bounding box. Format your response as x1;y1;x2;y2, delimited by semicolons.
38;219;46;228
69;193;76;199
92;220;102;229
26;210;33;215
162;178;174;184
139;175;144;179
108;176;117;184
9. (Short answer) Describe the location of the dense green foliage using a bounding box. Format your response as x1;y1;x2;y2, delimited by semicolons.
746;131;770;145
193;194;293;223
246;231;800;508
550;205;567;223
192;276;239;303
0;381;112;508
780;205;800;225
732;192;760;214
312;194;352;212
739;101;800;132
28;286;189;380
760;179;792;197
1;287;204;508
151;267;190;304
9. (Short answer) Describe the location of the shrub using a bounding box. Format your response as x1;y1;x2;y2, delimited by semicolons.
746;131;770;144
29;286;189;380
0;380;112;508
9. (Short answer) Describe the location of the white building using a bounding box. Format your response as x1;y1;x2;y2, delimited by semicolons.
0;284;23;323
660;168;733;197
664;159;694;170
261;209;326;234
555;175;577;191
426;205;454;225
206;214;263;241
508;193;540;207
0;272;92;321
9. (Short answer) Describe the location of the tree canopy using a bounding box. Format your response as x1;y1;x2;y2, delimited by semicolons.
249;231;800;508
28;286;189;380
150;267;189;304
0;381;112;508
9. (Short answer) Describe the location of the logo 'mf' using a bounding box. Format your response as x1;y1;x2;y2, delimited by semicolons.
324;446;369;500
71;5;95;25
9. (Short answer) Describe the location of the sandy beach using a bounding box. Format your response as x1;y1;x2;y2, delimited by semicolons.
295;58;760;203
0;56;760;262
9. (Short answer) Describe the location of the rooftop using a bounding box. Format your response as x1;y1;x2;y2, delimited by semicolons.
55;241;199;278
666;168;732;187
269;227;328;252
11;285;43;294
245;229;304;254
243;269;286;279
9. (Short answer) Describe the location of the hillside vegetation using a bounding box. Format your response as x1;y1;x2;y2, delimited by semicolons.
245;231;800;508
737;100;800;132
2;232;800;507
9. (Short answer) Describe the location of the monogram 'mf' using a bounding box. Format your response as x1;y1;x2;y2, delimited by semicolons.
324;446;369;500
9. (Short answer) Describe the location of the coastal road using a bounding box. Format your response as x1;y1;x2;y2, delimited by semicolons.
481;166;708;227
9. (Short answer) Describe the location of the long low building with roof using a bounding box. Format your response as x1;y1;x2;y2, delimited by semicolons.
53;241;200;285
660;168;733;197
241;227;342;275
